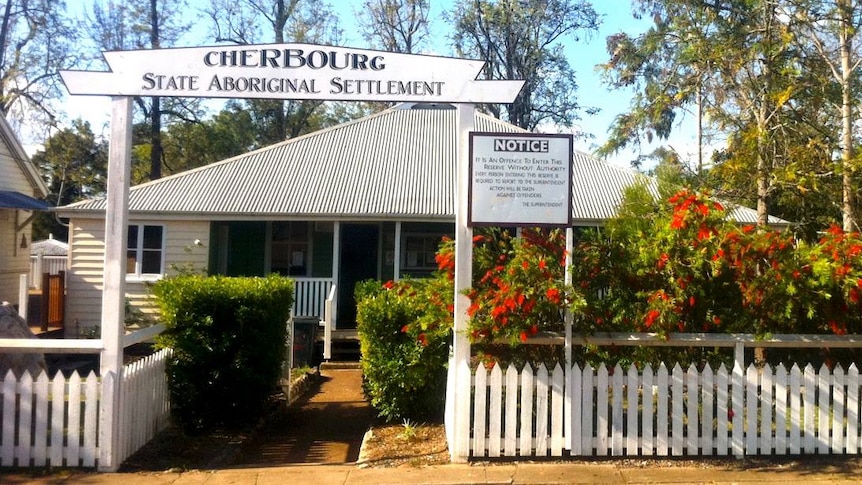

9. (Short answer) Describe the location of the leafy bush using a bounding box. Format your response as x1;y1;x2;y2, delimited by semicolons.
571;184;862;368
153;274;294;433
356;278;451;422
573;184;862;339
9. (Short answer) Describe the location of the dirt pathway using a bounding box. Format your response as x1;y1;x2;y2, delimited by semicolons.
232;367;372;466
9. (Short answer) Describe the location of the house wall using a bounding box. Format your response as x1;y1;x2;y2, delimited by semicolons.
0;139;40;305
0;210;33;304
65;217;210;337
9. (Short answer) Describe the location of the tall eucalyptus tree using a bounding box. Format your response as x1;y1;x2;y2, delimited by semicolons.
446;0;600;132
206;0;343;144
88;0;198;181
790;0;862;231
601;0;805;227
0;0;79;138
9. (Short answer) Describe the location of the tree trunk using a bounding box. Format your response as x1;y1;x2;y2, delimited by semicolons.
840;0;856;232
149;0;162;180
273;0;287;141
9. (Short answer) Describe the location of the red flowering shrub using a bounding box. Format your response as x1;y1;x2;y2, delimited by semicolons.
356;276;451;421
573;184;862;340
446;228;579;345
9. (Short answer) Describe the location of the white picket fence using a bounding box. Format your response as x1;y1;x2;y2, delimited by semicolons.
0;348;171;468
467;360;862;458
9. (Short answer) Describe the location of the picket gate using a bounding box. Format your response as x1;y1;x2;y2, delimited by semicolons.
0;348;171;468
466;361;862;458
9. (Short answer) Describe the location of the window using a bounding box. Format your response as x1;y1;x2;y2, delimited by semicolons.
271;222;310;276
403;234;441;271
127;224;164;277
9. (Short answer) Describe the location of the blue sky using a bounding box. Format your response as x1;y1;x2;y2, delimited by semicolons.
61;1;698;169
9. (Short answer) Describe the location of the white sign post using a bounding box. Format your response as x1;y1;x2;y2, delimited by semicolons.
60;43;524;470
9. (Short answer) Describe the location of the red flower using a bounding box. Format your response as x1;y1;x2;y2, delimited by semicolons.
827;224;844;236
519;331;528;343
645;310;660;329
383;280;395;290
530;324;539;335
546;287;561;304
657;253;669;269
829;320;847;336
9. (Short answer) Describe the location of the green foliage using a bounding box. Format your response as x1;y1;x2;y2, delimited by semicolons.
30;119;109;240
356;278;451;422
446;228;579;346
447;0;599;130
153;274;294;433
572;184;862;348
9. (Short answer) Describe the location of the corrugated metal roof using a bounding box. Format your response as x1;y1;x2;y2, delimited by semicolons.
60;103;780;226
568;154;786;226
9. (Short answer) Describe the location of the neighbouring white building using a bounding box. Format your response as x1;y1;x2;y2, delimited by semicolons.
0;115;50;305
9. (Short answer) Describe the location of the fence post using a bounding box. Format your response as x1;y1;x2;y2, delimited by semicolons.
98;96;133;472
323;286;334;360
18;274;28;321
35;254;43;290
446;102;474;463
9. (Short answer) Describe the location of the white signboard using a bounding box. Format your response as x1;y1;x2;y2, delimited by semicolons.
469;132;572;227
59;43;524;103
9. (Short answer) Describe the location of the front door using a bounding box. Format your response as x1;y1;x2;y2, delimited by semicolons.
337;224;379;328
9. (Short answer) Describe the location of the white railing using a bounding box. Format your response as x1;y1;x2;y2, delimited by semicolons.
467;360;862;458
461;332;862;459
0;347;171;468
29;255;67;289
117;348;171;464
292;277;334;318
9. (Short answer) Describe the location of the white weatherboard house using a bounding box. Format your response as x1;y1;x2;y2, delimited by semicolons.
56;103;776;337
0;115;50;305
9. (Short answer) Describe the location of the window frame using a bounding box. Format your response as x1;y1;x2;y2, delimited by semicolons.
269;221;312;277
126;223;166;282
401;232;443;272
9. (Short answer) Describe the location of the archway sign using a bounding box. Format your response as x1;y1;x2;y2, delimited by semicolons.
60;43;525;470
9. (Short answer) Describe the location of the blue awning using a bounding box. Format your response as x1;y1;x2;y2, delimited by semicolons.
0;190;51;210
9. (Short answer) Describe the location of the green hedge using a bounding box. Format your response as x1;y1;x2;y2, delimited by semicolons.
356;279;450;422
153;274;294;433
